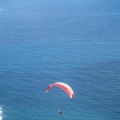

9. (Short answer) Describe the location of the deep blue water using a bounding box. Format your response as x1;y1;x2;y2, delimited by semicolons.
0;0;120;120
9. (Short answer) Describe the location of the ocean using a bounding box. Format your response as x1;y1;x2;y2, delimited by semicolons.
0;0;120;120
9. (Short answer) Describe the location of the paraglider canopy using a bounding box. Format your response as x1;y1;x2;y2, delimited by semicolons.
45;82;74;98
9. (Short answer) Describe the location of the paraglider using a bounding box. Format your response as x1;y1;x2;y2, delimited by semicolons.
58;110;62;115
46;82;74;98
45;82;74;114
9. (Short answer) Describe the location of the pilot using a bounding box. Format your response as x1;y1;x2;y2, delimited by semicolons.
58;110;62;115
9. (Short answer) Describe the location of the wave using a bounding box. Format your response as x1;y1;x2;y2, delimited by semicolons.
0;107;3;120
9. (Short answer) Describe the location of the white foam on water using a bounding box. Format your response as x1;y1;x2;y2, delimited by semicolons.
0;107;3;120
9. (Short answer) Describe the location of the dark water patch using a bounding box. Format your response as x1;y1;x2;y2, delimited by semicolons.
67;61;120;119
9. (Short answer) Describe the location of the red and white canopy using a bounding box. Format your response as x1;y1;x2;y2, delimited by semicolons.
45;82;74;98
